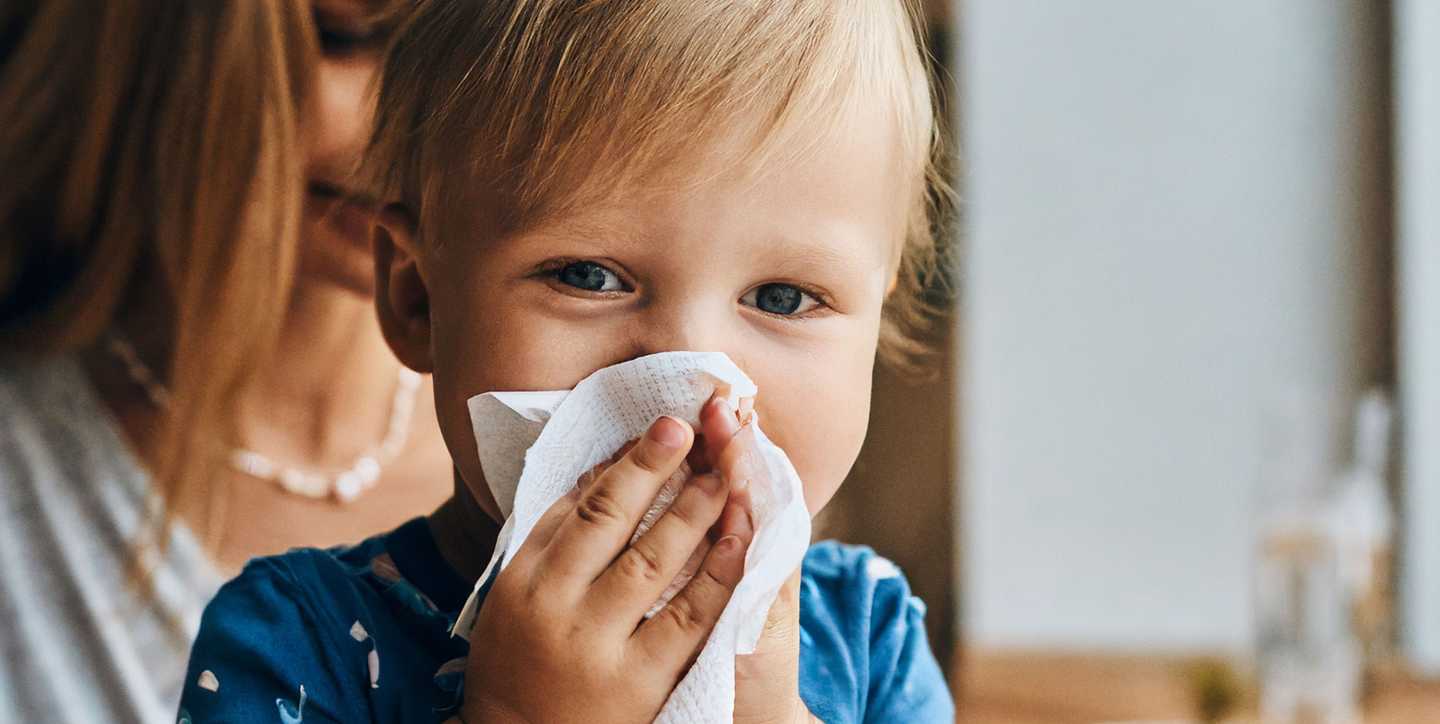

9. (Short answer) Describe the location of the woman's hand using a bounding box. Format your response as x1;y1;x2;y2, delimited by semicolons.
699;401;819;724
459;411;755;724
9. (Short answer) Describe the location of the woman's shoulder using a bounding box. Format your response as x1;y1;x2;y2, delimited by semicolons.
0;353;97;417
0;355;218;722
0;354;147;493
0;352;173;581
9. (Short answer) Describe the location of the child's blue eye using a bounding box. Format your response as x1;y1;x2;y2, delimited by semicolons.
741;283;819;316
555;261;625;292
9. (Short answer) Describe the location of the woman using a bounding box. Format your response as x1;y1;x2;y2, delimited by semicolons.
160;0;451;570
0;0;449;720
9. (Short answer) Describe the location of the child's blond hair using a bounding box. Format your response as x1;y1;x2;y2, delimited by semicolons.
365;0;950;370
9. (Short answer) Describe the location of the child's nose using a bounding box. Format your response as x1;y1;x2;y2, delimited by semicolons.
626;301;734;360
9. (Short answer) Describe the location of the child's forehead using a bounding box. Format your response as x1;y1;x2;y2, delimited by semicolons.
480;127;905;278
465;96;910;243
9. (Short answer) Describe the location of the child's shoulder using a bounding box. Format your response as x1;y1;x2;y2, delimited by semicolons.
802;539;923;616
212;529;393;614
182;520;464;722
189;530;402;679
204;517;461;641
798;541;953;723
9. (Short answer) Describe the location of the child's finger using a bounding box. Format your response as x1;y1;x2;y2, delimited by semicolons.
543;416;694;581
699;396;743;469
516;443;628;566
714;417;763;499
510;486;581;567
630;499;754;675
588;472;730;616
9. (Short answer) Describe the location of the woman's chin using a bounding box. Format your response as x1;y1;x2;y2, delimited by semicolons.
296;231;376;297
297;187;379;296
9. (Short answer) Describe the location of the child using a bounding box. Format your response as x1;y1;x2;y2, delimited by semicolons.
179;0;953;721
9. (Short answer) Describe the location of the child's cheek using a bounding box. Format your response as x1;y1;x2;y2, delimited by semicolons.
795;417;869;515
754;363;874;516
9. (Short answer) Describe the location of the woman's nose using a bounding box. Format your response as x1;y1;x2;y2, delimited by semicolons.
307;58;378;174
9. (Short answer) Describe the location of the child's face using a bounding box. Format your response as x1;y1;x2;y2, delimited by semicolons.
390;108;903;521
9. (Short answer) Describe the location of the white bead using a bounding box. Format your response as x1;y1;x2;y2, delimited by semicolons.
355;456;381;482
214;364;421;503
279;468;308;493
335;473;362;502
281;469;325;498
232;450;273;477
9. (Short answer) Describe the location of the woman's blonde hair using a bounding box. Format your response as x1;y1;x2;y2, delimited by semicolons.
366;0;951;371
0;1;315;542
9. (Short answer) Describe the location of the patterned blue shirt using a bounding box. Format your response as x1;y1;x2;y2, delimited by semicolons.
178;518;953;723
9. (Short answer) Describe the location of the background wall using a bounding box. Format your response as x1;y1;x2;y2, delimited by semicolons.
958;0;1390;651
1395;0;1440;676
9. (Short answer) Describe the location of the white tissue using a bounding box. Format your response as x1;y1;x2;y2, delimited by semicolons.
453;351;812;723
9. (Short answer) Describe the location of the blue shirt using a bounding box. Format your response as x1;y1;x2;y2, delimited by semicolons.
178;518;953;723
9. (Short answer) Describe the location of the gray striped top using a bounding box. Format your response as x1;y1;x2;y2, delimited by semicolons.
0;356;220;723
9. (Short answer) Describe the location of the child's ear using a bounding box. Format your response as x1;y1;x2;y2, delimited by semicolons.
373;203;434;373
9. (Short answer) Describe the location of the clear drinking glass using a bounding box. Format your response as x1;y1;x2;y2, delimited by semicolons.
1254;387;1362;724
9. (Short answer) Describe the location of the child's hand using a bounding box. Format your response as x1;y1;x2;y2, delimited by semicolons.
698;401;821;724
459;414;755;724
733;571;818;724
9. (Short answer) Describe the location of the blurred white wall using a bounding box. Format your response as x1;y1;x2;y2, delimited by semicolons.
959;0;1389;651
1395;0;1440;675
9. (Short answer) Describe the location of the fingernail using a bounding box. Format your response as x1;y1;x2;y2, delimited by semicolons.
734;502;754;538
649;416;687;449
695;472;723;494
716;535;742;555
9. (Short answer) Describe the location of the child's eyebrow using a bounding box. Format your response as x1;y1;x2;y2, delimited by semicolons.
766;242;850;268
522;213;648;249
756;236;885;279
